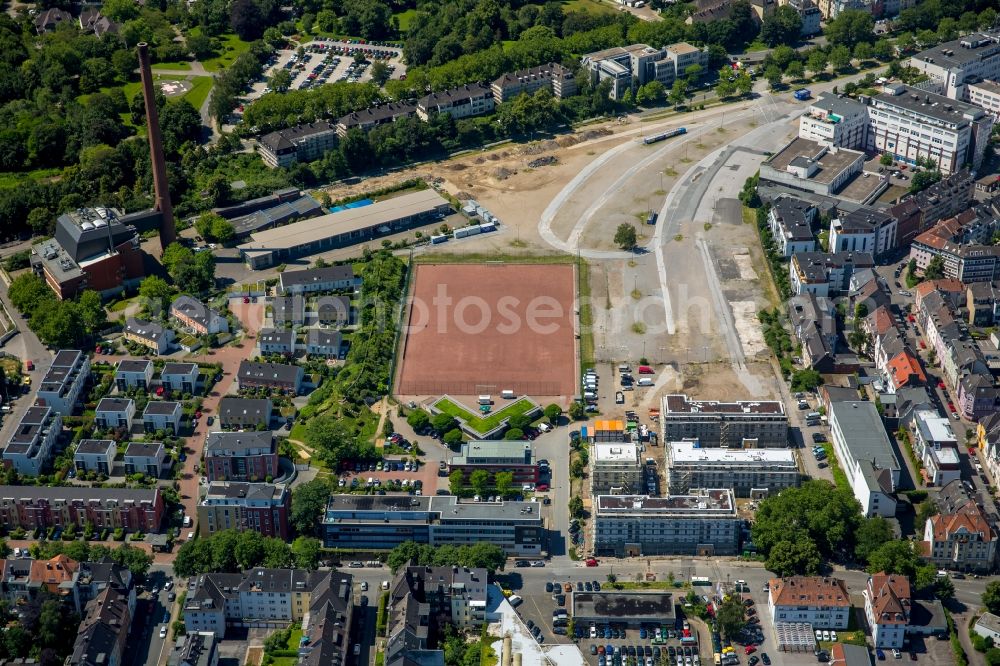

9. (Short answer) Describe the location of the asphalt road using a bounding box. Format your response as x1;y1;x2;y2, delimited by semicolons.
0;270;52;443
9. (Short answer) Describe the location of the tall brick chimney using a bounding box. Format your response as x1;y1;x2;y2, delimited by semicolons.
137;42;176;250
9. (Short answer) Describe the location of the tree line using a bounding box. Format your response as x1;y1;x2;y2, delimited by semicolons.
172;528;323;577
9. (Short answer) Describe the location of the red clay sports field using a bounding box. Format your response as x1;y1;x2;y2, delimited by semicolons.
395;263;578;398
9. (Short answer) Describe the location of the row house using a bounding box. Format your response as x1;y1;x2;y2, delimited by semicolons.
114;359;153;391
124;318;174;354
967;280;1000;326
913;410;960;486
36;350;90;416
237;361;304;394
217;397;272;430
305;329;343;358
788;293;837;373
170;295;229;337
278;265;360;295
143;401;183;435
258;328;296;355
416;83;495;121
0;486;163;533
2;405;62;476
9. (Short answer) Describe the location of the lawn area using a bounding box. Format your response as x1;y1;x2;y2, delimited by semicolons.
152;61;192;71
821;442;850;492
0;167;64;190
433;396;537;435
562;0;619;14
393;8;421;31
203;33;252;72
184;76;214;111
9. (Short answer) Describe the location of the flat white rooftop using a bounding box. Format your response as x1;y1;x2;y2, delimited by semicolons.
668;441;796;465
594;442;639;462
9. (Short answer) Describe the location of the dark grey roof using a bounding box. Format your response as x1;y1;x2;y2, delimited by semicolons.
419;83;492;109
96;398;133;413
168;631;218;666
280;265;356;288
829;401;899;474
161;362;198;376
308;329;343;348
171;295;220;330
205;431;274;455
875;85;984;124
203;482;286;502
0;485;158;503
258;328;295;346
76;439;115;455
810;91;866;118
237;361;303;384
492;62;573;86
232;196;324;237
259;122;337;153
124;442;164;459
337;102;416;128
53;208;137;265
116;359;152;374
839;207;893;232
143;401;181;416
218;397;272;422
68;585;131;666
912;32;1000;68
125;318;168;341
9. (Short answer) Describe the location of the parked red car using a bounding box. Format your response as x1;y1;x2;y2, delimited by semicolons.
585;558;599;567
745;646;757;655
638;365;654;374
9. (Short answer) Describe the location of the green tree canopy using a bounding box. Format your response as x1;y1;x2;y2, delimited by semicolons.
752;480;862;560
290;478;331;537
614;223;638;250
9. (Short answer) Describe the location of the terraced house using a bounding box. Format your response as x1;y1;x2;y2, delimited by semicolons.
0;486;163;533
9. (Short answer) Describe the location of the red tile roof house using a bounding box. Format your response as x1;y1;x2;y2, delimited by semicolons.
864;572;910;648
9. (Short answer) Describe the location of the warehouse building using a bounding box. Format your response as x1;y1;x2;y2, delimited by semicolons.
592;490;739;557
238;190;452;269
829;401;901;517
665;441;800;497
662;394;788;448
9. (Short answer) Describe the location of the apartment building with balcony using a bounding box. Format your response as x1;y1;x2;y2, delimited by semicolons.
3;405;62;476
36;349;90;416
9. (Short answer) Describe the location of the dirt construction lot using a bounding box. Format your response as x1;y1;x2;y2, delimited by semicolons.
396;263;578;397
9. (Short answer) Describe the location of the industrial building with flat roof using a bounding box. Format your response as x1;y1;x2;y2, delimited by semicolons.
665;441;800;497
321;494;544;556
448;440;538;484
909;32;1000;101
238;190;452;269
829;401;901;518
759;137;869;198
662;394;788;448
572;592;675;627
869;84;993;174
592;490;739;557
